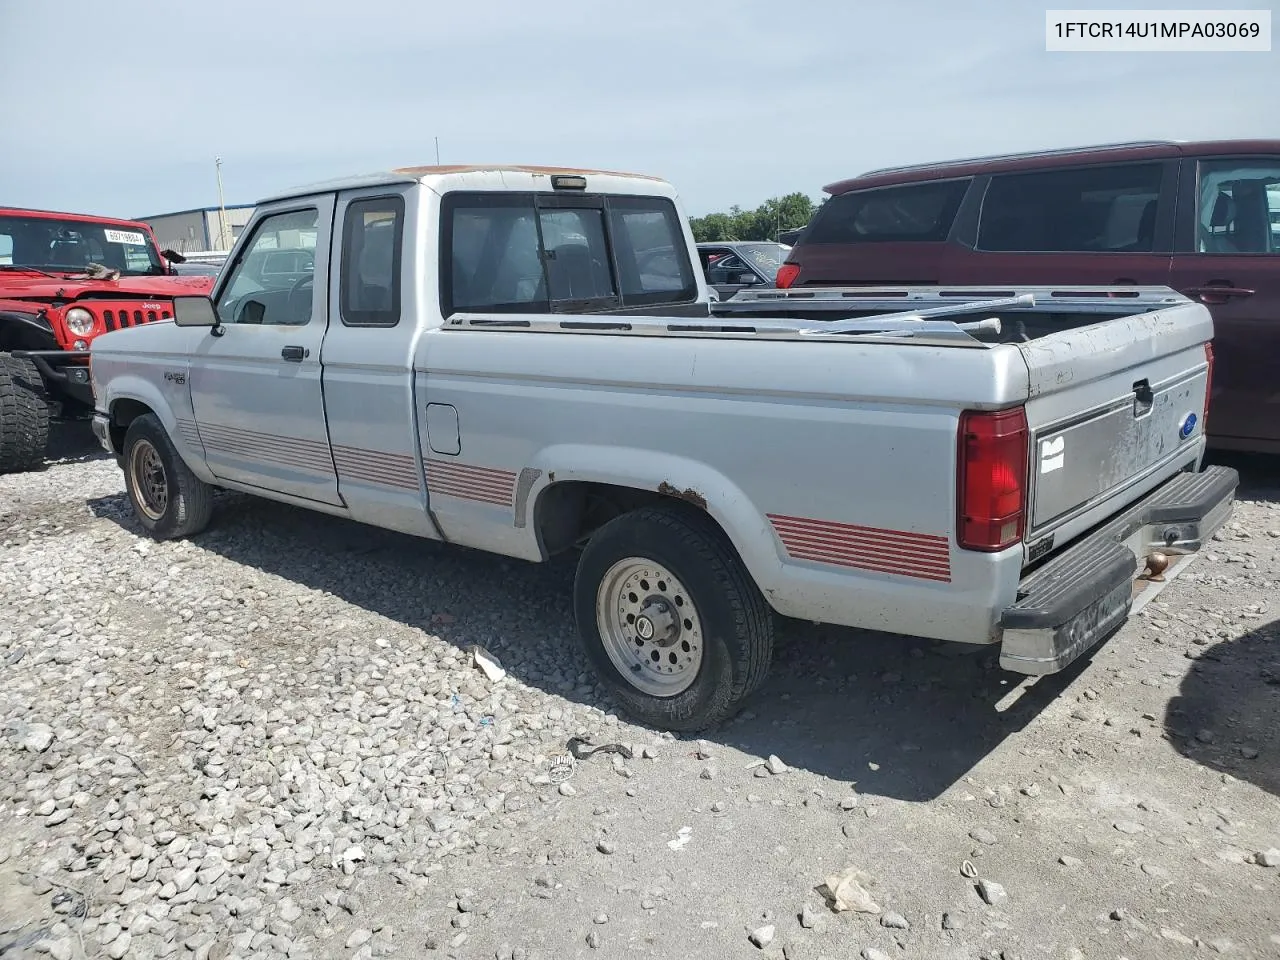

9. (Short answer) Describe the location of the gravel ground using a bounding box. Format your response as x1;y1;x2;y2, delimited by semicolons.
2;427;1278;960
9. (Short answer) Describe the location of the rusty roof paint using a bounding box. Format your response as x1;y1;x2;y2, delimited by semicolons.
390;164;664;181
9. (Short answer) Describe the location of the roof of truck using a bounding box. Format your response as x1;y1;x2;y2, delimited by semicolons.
256;164;671;205
824;138;1280;194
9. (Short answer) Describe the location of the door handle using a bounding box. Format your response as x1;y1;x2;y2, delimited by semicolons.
281;345;307;362
1185;286;1256;304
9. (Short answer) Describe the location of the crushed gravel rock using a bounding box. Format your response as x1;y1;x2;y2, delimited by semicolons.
2;433;1278;959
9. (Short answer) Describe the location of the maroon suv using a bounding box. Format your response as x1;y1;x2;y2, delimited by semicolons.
778;139;1280;454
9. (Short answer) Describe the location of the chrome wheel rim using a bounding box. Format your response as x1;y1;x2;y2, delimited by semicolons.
128;439;168;521
596;557;704;697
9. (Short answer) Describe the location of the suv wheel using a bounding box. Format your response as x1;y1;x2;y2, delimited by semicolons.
0;353;51;474
573;505;774;732
122;414;214;539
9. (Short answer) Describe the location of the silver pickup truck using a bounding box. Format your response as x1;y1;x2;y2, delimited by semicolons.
87;164;1239;731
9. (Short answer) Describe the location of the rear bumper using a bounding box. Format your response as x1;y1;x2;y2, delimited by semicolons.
998;464;1238;675
10;349;94;406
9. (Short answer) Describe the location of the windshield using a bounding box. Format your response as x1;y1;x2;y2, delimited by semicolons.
0;214;164;276
733;242;791;280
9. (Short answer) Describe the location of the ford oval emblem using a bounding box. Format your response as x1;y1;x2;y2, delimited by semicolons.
1179;412;1197;440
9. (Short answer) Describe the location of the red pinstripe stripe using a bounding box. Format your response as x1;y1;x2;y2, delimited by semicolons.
425;458;516;506
332;445;420;490
768;514;952;583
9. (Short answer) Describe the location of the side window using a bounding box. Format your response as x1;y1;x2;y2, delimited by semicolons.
977;163;1165;253
607;201;695;296
341;196;405;326
804;180;970;244
707;253;748;284
216;208;319;326
1196;159;1280;255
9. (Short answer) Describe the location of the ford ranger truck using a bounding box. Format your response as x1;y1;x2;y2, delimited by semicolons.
0;206;215;472
86;165;1238;732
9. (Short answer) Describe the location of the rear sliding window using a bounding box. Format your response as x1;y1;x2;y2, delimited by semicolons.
440;192;698;315
977;163;1165;253
804;179;970;244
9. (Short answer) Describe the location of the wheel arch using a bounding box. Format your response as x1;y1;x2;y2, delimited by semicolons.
527;446;785;606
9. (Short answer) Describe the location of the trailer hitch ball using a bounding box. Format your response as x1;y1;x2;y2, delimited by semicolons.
1143;550;1170;582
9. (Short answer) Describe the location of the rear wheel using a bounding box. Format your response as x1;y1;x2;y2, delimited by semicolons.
573;505;774;732
122;414;214;540
0;353;51;474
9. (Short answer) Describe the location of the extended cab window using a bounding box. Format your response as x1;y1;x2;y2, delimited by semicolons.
803;180;970;244
441;192;697;315
216;208;319;326
341;196;405;326
978;163;1164;253
1196;159;1280;255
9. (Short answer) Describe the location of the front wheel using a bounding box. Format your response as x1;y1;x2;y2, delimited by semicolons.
0;353;52;474
121;414;214;540
573;505;774;732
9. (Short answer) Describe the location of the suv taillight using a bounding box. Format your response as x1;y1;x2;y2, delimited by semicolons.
957;406;1029;552
776;263;801;289
1202;342;1214;429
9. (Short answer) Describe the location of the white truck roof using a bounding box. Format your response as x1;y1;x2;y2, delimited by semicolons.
256;164;674;205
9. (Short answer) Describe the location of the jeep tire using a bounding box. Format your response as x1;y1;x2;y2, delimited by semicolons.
573;504;775;732
0;353;51;474
122;413;214;540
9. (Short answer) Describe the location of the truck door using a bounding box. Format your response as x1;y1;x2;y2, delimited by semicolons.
1168;155;1280;450
318;186;437;537
187;197;342;505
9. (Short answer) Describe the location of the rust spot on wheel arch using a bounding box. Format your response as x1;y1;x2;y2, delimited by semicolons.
657;481;707;510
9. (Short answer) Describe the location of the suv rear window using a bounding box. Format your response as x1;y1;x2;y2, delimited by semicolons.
804;179;970;244
977;162;1164;253
440;192;697;315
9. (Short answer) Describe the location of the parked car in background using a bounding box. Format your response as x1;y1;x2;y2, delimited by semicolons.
697;241;790;299
0;206;215;472
776;139;1280;454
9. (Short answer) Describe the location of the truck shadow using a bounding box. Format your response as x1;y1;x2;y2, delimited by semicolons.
86;488;1099;803
45;420;111;466
1165;619;1280;799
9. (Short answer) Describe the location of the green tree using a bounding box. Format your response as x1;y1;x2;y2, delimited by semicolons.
689;192;816;242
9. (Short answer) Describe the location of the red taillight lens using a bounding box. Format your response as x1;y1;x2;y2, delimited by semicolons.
957;406;1029;552
775;263;801;289
1202;342;1214;429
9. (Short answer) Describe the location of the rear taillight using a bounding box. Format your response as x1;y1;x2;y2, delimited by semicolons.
957;406;1029;552
775;263;801;289
1202;342;1214;429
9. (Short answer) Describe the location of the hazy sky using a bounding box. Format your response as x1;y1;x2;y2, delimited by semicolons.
0;0;1272;220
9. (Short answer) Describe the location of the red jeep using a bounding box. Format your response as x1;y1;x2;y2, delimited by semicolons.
0;207;216;472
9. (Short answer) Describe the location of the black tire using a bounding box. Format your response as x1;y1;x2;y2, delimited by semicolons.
0;353;51;474
573;505;775;732
121;413;214;540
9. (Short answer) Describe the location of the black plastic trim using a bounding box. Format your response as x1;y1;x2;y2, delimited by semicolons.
1002;465;1238;630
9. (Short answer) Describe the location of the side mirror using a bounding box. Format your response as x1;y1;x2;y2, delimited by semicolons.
161;249;188;264
733;271;760;285
173;296;220;332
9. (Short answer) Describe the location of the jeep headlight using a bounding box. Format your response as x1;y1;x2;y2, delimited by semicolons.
65;307;95;337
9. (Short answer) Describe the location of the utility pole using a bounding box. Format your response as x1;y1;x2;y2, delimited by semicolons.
215;156;229;251
435;137;440;165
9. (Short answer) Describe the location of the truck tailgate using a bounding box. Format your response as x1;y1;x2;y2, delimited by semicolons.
1017;300;1214;553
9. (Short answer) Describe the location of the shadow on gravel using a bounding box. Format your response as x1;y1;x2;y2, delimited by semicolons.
1165;618;1280;799
44;419;110;466
1204;448;1280;503
88;488;1098;803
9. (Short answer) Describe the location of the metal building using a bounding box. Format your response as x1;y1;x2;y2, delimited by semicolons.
135;204;255;255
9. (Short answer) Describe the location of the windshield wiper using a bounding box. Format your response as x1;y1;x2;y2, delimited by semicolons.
0;264;63;279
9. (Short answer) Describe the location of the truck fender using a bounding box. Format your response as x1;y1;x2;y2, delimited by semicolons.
527;443;787;594
102;376;217;486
